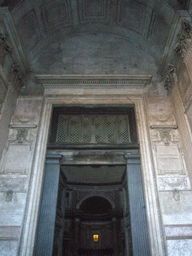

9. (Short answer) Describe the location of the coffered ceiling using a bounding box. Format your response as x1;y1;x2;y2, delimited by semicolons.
1;0;192;85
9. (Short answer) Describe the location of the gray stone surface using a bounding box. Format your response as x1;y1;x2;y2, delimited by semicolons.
31;33;158;77
167;239;192;256
0;192;26;225
0;226;21;239
2;145;31;174
165;225;192;238
0;86;18;161
0;3;191;256
0;240;18;256
0;175;28;192
160;191;192;225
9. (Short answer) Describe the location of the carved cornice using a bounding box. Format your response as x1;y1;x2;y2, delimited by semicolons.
36;74;152;91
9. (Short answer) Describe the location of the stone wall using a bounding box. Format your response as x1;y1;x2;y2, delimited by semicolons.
0;85;192;256
0;97;43;256
145;95;192;254
0;86;18;160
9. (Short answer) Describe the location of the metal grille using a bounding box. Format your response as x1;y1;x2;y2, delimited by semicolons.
56;115;68;142
56;114;131;144
68;116;81;142
94;115;105;143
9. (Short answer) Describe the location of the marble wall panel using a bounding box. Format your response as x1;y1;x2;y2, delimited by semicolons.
165;225;192;239
0;175;28;192
147;97;190;192
0;86;18;162
147;95;192;253
158;176;191;191
0;97;43;256
11;98;42;125
147;97;176;126
0;226;21;240
155;144;184;175
159;191;192;225
0;240;18;256
2;145;31;174
0;193;26;226
167;239;192;256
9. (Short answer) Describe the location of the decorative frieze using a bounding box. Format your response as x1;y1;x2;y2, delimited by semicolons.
158;176;191;191
8;125;37;146
36;74;152;90
0;175;28;193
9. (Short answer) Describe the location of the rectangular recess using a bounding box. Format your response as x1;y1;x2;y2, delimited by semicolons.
48;106;138;149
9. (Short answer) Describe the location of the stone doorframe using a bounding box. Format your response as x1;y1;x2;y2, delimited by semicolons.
18;76;167;256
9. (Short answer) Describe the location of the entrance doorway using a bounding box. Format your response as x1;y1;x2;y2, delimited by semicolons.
34;106;150;256
61;165;127;256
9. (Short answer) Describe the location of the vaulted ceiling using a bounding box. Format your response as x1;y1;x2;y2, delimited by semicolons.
1;0;192;81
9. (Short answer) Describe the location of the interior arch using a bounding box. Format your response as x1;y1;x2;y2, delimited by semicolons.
79;196;113;215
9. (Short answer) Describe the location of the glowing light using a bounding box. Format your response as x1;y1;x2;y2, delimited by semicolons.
93;234;99;242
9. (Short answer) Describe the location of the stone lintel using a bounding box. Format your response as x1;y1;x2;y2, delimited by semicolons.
36;74;152;91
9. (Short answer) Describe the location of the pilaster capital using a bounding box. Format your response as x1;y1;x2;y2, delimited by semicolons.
124;154;140;164
46;153;62;164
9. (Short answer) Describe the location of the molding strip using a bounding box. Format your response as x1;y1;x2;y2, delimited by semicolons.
0;226;21;240
165;225;192;240
150;125;178;129
36;74;152;88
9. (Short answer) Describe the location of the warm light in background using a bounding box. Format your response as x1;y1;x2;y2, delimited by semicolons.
93;234;99;242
